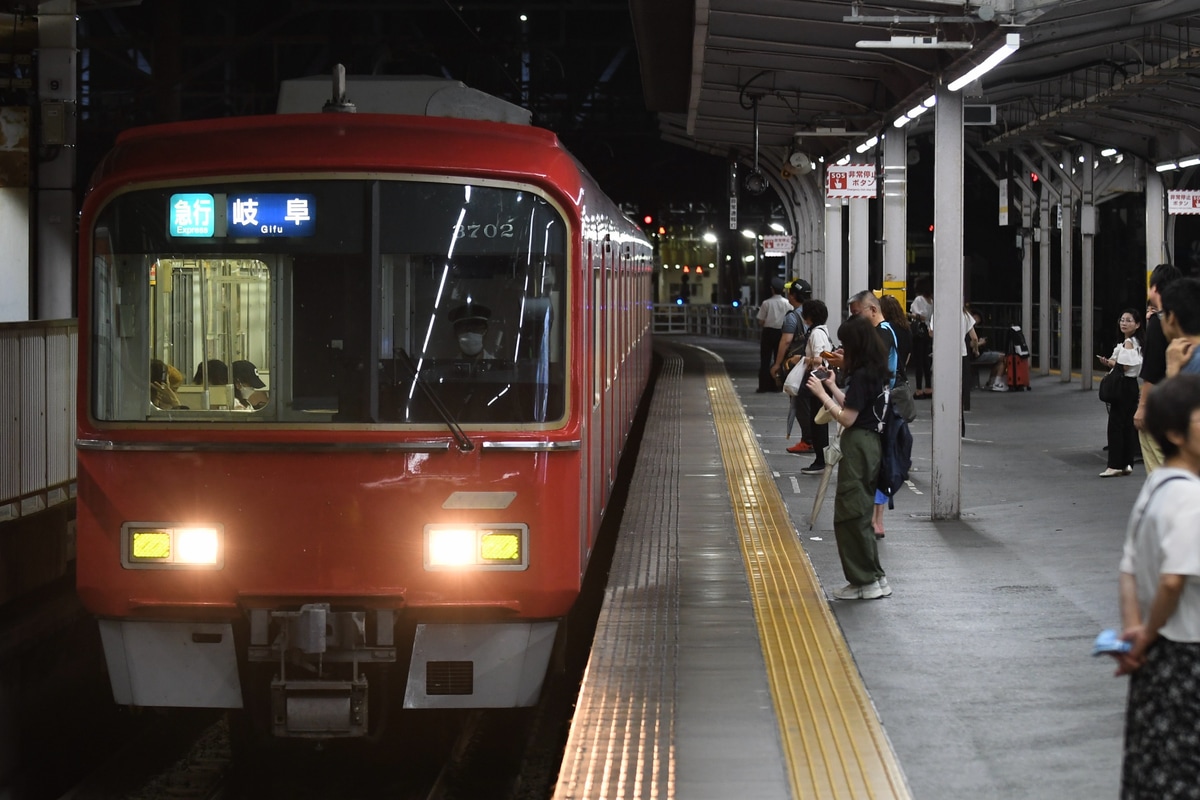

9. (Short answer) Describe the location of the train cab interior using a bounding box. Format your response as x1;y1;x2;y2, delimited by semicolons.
88;179;568;429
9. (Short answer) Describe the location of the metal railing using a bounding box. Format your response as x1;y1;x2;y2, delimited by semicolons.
652;304;759;340
0;320;77;521
656;301;1107;375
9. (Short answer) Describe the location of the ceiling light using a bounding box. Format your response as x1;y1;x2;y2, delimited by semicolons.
1156;162;1179;172
857;36;972;50
948;33;1020;92
1179;157;1200;169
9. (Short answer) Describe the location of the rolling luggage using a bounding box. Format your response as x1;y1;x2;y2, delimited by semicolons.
1005;353;1030;390
1004;325;1031;391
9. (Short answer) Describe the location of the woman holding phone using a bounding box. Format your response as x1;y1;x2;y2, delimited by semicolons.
806;314;892;600
1098;309;1144;477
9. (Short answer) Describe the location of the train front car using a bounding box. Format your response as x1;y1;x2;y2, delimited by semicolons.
75;88;652;745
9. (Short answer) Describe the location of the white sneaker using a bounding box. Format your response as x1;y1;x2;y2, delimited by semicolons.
1123;465;1133;475
878;576;893;597
833;581;884;600
1099;468;1125;477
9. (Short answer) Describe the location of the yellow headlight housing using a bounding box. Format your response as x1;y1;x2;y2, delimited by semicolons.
123;523;223;569
424;523;528;570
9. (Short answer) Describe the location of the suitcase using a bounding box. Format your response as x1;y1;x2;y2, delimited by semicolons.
1005;353;1030;390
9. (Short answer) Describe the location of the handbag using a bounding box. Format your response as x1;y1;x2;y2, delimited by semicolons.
815;403;835;426
891;379;917;422
783;360;808;396
1098;367;1123;403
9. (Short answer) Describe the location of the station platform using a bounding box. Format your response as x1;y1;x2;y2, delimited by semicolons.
554;335;1134;800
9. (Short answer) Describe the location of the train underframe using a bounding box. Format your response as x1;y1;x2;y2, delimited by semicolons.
97;604;561;741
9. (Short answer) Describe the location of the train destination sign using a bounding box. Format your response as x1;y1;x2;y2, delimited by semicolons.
169;192;317;238
227;193;316;237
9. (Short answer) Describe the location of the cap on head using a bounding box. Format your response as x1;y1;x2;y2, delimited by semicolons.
232;360;266;388
792;278;813;297
450;302;491;332
770;277;785;292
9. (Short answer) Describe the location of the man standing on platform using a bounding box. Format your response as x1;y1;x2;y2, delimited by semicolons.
1161;276;1200;378
1135;263;1183;471
757;277;790;392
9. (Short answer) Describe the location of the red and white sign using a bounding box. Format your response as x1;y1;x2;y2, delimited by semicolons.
1168;190;1200;215
826;165;877;199
763;235;795;255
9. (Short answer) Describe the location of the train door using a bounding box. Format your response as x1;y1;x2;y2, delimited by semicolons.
604;240;615;496
585;240;600;558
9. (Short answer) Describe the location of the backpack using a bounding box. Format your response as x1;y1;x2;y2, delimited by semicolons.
874;388;913;510
1005;325;1030;357
783;309;807;362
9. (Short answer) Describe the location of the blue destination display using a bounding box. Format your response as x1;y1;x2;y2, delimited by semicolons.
169;193;216;237
227;193;316;237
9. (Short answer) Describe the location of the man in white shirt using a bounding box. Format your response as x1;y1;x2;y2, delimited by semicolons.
756;277;791;392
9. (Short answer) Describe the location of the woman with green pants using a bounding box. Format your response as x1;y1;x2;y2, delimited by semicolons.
806;313;891;600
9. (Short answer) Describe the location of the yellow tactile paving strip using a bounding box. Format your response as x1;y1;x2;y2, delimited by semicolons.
704;357;911;800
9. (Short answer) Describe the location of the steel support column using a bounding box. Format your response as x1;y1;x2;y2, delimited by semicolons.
882;130;908;289
931;86;963;520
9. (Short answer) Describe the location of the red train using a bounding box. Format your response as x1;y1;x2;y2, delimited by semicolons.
74;74;652;744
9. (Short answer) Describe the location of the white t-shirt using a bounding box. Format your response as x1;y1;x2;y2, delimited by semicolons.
757;294;790;329
1119;468;1200;642
806;324;832;359
910;295;933;321
959;310;975;357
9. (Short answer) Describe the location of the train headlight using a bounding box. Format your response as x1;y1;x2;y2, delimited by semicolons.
123;523;223;569
424;523;528;571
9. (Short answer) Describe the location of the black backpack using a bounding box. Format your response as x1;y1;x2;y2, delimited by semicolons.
874;388;913;510
783;309;807;362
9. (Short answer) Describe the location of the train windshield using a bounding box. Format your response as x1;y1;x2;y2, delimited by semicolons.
89;179;568;426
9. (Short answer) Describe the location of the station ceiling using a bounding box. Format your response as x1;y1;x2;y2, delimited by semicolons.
2;1;1197;208
629;0;1200;170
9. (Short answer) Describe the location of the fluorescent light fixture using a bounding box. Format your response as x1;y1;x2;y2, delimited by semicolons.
836;155;851;166
855;135;879;154
1179;157;1200;168
893;95;936;129
741;229;757;239
857;36;972;50
1100;148;1118;157
1156;162;1179;172
948;33;1020;91
769;222;786;233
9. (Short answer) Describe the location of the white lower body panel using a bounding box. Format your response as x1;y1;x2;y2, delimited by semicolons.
403;621;559;709
98;619;243;708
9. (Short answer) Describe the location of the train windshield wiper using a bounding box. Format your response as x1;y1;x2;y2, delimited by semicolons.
395;349;475;452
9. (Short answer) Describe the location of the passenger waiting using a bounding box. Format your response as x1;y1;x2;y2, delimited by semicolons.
194;359;229;386
150;359;184;409
232;360;269;410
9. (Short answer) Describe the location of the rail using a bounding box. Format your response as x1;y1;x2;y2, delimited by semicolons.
0;320;77;521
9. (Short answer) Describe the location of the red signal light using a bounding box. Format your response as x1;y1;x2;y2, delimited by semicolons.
1031;172;1039;182
643;215;653;225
